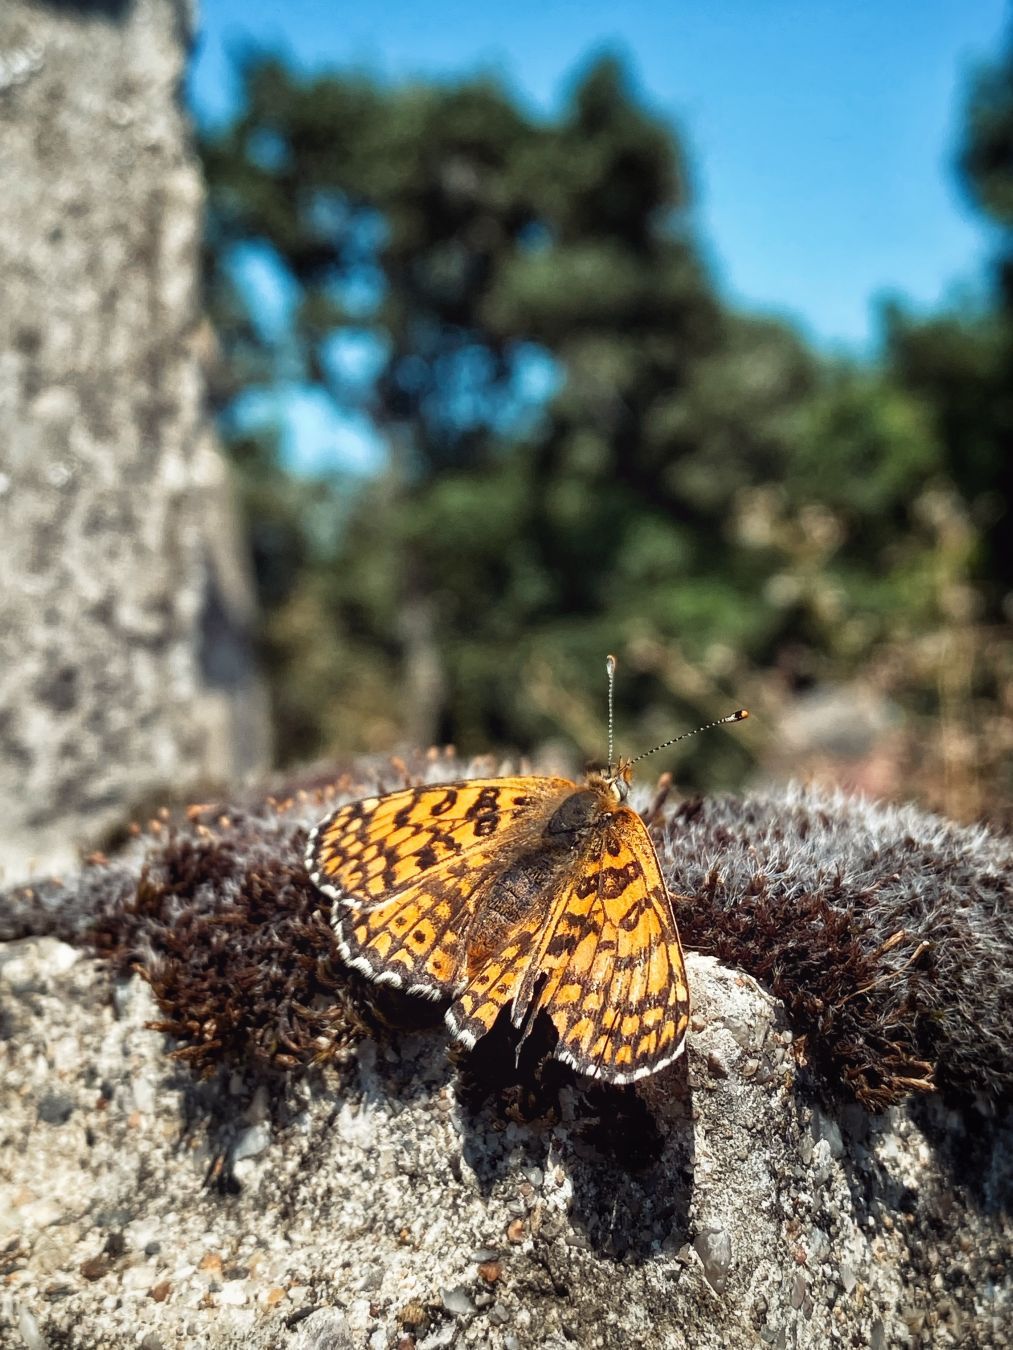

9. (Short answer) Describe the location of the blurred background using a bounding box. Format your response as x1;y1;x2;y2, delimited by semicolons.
1;2;1011;883
194;1;1012;822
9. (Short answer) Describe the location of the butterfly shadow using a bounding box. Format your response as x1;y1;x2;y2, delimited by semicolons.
452;1011;696;1262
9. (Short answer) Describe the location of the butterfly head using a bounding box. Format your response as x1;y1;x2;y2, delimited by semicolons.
603;760;634;802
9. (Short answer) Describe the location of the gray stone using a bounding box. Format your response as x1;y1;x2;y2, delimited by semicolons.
14;1303;47;1350
442;1285;477;1316
287;1310;357;1350
1;921;1009;1349
0;937;79;989
0;0;269;885
694;1225;733;1295
232;1122;272;1163
36;1091;75;1126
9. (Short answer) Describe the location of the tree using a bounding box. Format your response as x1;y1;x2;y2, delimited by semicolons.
202;56;759;776
884;36;1013;609
200;44;1009;809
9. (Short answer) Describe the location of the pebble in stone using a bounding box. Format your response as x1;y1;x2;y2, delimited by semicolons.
217;1279;249;1306
36;1092;75;1126
0;938;79;991
811;1108;845;1159
471;1247;500;1262
131;1074;156;1115
694;1227;733;1294
17;1304;47;1350
122;1262;159;1292
419;1325;456;1349
287;1308;356;1349
441;1285;477;1316
232;1122;271;1162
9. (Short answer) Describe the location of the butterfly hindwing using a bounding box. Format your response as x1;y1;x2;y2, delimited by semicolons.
444;928;534;1048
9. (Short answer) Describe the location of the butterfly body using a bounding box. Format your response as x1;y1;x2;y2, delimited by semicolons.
306;767;690;1084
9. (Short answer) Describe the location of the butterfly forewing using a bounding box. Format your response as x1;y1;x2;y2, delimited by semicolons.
309;777;575;906
307;776;575;994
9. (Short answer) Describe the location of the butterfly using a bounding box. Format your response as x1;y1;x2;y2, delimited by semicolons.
306;659;747;1085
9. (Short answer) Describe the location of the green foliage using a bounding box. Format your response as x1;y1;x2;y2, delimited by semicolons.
201;44;1012;797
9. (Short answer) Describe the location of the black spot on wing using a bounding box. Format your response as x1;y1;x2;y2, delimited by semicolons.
415;842;439;870
429;789;459;817
465;786;501;817
599;862;641;901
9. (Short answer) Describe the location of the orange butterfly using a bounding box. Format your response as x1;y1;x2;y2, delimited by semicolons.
306;659;747;1084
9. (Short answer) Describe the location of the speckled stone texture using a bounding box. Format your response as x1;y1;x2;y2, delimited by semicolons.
0;0;268;884
1;770;1010;1349
1;936;1010;1350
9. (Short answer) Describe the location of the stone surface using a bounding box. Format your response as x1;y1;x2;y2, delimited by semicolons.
0;0;268;885
1;756;1011;1348
0;925;1009;1348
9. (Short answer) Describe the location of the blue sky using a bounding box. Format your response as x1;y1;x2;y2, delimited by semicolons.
189;0;1009;471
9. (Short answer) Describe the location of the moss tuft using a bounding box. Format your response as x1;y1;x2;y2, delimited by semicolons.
5;761;1011;1112
657;785;1013;1109
89;804;371;1075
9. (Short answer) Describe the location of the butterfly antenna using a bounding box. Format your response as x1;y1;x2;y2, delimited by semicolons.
629;708;749;766
606;654;617;776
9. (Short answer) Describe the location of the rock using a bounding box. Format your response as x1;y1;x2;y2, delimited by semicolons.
122;1263;160;1293
1;762;1011;1347
694;1226;733;1295
0;938;79;989
0;0;269;885
36;1091;75;1126
441;1285;477;1316
15;1305;46;1350
0;914;1009;1348
287;1310;357;1350
232;1123;272;1162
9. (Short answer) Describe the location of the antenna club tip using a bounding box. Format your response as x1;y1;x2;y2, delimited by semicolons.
606;654;617;676
733;708;749;722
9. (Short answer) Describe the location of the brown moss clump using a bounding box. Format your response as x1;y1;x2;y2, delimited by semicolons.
679;878;934;1111
89;806;370;1075
6;758;1011;1113
656;786;1013;1111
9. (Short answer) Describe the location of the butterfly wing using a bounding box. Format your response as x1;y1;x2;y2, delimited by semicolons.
309;776;690;1083
306;777;575;998
444;928;534;1049
519;806;689;1084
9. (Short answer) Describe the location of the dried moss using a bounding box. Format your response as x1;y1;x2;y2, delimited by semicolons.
5;761;1011;1111
657;787;1013;1109
89;804;372;1076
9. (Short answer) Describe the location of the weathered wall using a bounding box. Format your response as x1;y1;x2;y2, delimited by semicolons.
0;0;269;882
